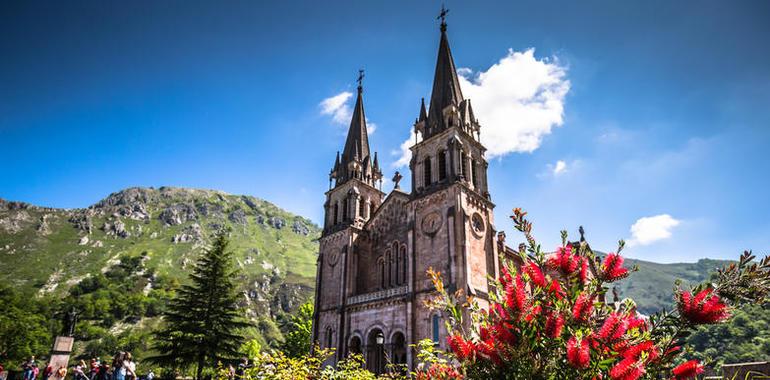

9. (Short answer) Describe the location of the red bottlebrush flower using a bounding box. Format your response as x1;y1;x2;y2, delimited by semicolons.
664;345;681;357
626;315;648;331
598;313;628;342
566;336;590;369
545;312;565;339
505;274;529;316
579;257;590;283
672;360;704;380
601;253;630;282
622;341;658;362
476;337;502;365
500;265;513;287
677;288;731;325
447;334;475;361
525;304;543;322
609;357;645;380
548;279;565;300
572;293;594;323
548;245;580;274
492;321;517;345
525;261;548;288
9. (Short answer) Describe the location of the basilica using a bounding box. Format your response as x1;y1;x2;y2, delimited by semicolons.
311;15;515;373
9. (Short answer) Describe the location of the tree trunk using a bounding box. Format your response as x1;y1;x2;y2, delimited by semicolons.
196;352;204;380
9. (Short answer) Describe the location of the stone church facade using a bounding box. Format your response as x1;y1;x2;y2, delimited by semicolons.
311;18;511;374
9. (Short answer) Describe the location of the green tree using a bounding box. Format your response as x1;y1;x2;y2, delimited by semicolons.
0;286;52;368
280;302;313;358
148;231;250;380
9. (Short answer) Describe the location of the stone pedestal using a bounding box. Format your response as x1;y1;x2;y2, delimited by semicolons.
48;336;74;375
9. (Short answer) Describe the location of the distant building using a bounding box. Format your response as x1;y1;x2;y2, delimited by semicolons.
311;15;513;374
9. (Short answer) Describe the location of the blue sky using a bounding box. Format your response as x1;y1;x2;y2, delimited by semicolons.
1;1;768;262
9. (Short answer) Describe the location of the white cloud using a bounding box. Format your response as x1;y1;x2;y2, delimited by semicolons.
627;214;681;247
460;49;569;158
320;92;353;125
319;91;377;134
553;160;567;175
391;130;421;168
393;48;569;167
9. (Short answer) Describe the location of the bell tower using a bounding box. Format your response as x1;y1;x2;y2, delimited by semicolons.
312;73;385;361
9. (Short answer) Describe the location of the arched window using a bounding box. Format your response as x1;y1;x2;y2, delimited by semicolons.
461;154;469;180
325;326;333;349
401;246;407;285
423;157;432;186
358;198;365;218
379;257;385;289
391;242;399;286
432;314;441;343
471;160;479;188
342;197;349;222
333;203;339;225
438;151;447;181
384;250;391;288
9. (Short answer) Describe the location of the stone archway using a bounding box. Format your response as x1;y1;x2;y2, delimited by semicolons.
348;335;362;357
390;331;407;372
366;328;385;375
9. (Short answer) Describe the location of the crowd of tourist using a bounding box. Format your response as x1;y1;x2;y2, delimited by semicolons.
0;353;149;380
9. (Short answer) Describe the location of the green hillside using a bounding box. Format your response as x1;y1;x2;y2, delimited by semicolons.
0;187;321;359
616;258;732;315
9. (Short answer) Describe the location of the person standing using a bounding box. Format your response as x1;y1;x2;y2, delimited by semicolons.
122;353;135;380
111;353;125;380
22;357;36;380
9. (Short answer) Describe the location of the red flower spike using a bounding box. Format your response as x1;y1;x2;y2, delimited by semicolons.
567;336;591;369
601;252;630;282
599;313;628;342
505;274;529;317
579;257;590;284
609;357;646;380
548;279;565;300
545;313;565;339
548;245;580;275
447;334;475;362
671;360;704;380
525;261;548;288
677;288;731;325
573;293;594;323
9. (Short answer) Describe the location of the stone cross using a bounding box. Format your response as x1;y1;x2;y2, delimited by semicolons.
392;171;403;189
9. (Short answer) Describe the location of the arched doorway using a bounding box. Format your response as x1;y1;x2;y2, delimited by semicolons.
391;332;407;373
366;329;385;375
348;336;362;357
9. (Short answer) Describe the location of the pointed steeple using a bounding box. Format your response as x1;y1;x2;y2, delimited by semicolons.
341;73;370;169
426;8;464;135
419;98;428;122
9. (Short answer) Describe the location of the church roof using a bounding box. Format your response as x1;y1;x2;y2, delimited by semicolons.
341;85;370;167
426;21;464;132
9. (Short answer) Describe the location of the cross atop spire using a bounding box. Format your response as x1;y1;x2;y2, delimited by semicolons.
437;4;449;32
357;69;365;92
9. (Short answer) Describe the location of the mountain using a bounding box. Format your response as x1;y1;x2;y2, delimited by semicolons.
617;258;732;315
0;187;740;360
0;187;321;355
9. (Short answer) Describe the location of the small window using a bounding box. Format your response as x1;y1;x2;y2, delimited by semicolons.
342;198;349;222
432;315;440;343
461;155;468;180
326;327;333;349
359;199;365;218
423;157;432;186
333;203;339;225
438;151;447;181
471;159;479;188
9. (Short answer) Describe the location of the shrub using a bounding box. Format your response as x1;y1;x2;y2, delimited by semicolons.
426;208;770;380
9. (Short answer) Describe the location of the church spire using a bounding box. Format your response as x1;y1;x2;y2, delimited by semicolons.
332;70;381;188
426;5;464;135
340;70;370;171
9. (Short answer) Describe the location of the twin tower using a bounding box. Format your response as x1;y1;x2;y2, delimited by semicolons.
311;15;507;374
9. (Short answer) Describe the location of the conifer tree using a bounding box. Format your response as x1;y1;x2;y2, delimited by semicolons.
148;231;249;380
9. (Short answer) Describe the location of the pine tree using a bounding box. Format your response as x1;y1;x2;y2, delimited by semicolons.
148;231;249;380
